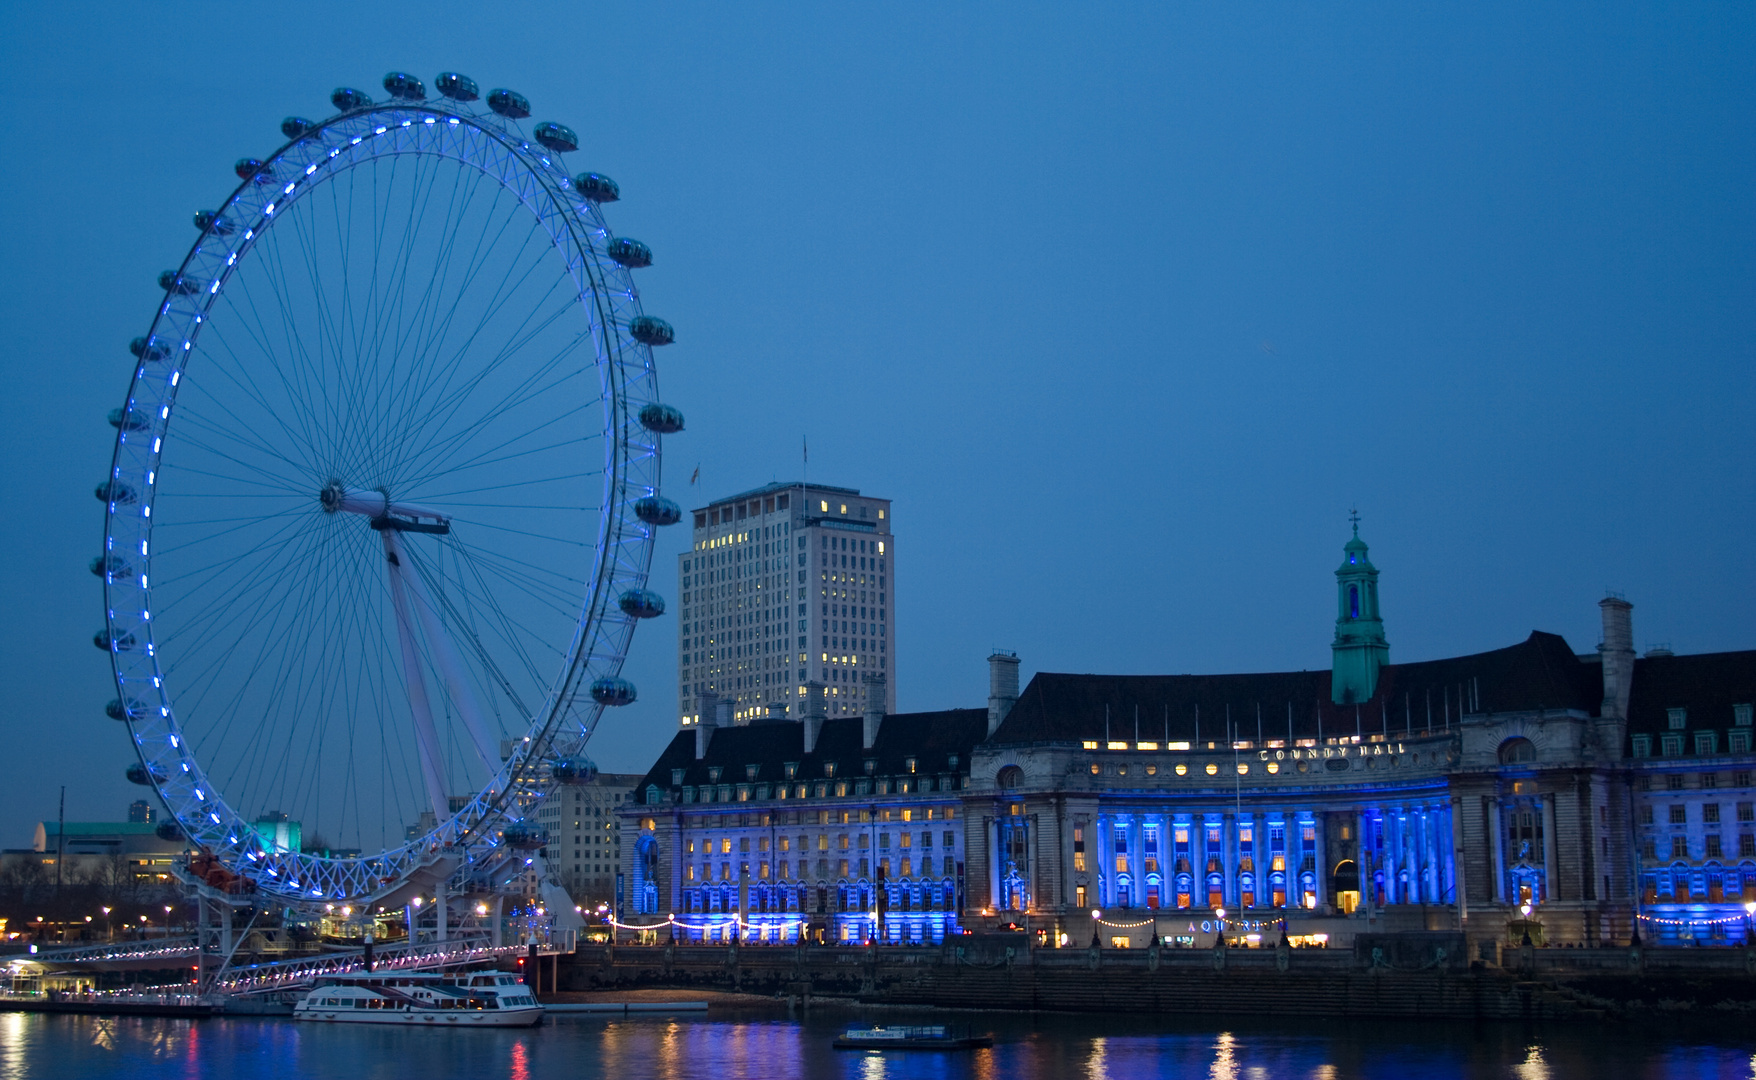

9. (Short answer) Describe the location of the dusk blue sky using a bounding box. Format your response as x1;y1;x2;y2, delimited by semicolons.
0;3;1750;834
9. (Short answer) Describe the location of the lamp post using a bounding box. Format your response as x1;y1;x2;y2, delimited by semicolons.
1744;901;1755;945
101;907;111;941
164;905;174;938
1090;908;1102;948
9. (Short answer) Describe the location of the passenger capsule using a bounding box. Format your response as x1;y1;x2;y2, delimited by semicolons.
155;820;184;842
629;316;674;347
382;71;426;100
95;628;138;652
618;589;666;619
234;158;274;183
638;402;685;434
106;697;145;721
125;761;166;787
589;676;638;706
130;336;173;361
90;554;132;578
331;87;373;112
534;122;578;153
571;172;619;203
108;408;151;432
551;756;598;785
632;495;681;526
281;117;315;139
193;210;235;235
158;270;201;296
607;238;652;269
436;72;479;101
500;822;548;850
96;481;137;505
487;88;531;119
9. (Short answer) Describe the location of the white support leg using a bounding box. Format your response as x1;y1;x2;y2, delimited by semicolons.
383;532;451;824
385;530;503;774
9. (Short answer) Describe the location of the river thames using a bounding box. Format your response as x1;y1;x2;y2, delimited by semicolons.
2;1008;1752;1079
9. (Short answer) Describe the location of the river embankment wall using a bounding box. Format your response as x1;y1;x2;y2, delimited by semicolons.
558;934;1756;1021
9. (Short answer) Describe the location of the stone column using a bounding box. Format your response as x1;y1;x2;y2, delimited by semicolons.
1221;813;1236;908
1356;809;1371;913
1542;796;1559;904
1448;798;1466;919
1237;812;1253;908
1488;799;1507;904
1313;814;1329;910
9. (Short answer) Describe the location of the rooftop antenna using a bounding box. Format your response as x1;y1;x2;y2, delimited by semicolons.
1105;704;1110;745
1134;704;1140;745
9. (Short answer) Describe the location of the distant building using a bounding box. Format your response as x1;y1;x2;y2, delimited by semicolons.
0;815;190;887
678;482;894;728
533;771;640;906
126;800;155;824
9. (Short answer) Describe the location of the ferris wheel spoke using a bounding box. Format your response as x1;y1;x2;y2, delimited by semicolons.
380;243;571;482
167;407;317;490
209;271;329;471
395;360;598;492
148;509;309;593
398;426;592;493
373;182;541;465
443;539;561;693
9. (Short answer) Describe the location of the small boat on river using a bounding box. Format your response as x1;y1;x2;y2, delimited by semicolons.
292;971;543;1027
833;1024;993;1050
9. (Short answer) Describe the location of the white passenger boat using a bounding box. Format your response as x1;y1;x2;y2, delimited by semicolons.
293;971;543;1027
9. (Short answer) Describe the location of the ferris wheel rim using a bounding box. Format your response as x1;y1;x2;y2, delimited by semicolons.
99;89;665;905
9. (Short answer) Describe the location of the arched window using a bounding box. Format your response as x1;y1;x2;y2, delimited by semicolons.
996;765;1023;790
1349;585;1360;619
1499;737;1537;765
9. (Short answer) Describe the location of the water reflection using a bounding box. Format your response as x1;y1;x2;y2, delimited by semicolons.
0;1009;1748;1079
1513;1044;1549;1080
1210;1031;1238;1080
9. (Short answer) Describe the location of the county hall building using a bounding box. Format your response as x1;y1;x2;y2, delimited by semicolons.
622;523;1756;953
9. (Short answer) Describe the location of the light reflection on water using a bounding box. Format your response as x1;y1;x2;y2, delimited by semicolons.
0;1010;1751;1080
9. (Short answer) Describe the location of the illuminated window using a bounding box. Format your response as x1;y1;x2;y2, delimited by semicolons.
1175;763;1188;776
1205;763;1219;776
1137;741;1158;751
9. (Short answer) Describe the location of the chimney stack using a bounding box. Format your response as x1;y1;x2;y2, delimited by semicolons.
1597;596;1635;761
802;682;827;755
987;651;1020;737
863;675;888;750
694;692;720;760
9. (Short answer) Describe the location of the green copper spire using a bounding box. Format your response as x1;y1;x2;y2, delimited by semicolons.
1331;511;1389;704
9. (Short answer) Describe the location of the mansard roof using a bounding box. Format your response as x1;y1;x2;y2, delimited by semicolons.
1628;650;1756;736
989;631;1602;746
633;708;988;795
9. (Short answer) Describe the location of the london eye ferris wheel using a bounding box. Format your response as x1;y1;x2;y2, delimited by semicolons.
95;70;685;906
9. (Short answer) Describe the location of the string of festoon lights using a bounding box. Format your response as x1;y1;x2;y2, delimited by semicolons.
1089;908;1289;935
604;914;812;934
1635;911;1755;928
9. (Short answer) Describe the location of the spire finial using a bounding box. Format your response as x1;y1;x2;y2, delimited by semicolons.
1349;507;1360;537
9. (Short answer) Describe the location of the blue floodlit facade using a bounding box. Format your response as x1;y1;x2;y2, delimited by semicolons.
619;704;982;945
622;526;1756;952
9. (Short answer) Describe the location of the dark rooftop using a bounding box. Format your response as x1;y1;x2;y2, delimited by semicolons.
1628;650;1756;736
634;709;988;796
990;631;1605;746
